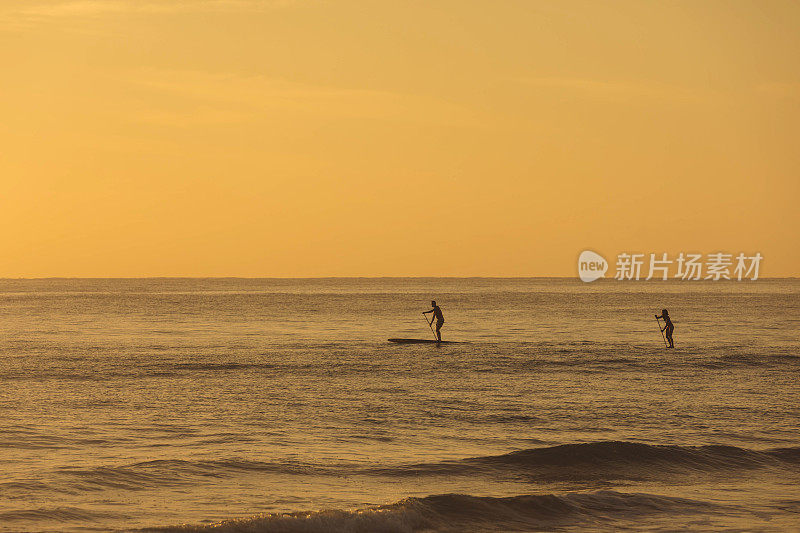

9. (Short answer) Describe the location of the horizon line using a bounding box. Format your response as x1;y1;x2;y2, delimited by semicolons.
0;276;797;281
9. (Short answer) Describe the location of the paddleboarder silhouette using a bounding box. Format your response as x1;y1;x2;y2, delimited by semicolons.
423;301;445;342
655;309;675;348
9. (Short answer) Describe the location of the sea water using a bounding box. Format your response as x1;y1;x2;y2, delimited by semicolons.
0;278;798;532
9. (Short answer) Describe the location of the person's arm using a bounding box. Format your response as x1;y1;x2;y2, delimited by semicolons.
422;309;432;314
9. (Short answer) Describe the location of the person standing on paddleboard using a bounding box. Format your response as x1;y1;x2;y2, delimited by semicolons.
423;301;445;342
655;309;675;348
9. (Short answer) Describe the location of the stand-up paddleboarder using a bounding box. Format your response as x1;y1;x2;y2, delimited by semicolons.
423;301;445;342
655;309;675;348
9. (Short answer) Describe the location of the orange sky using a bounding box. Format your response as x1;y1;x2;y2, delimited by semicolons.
1;1;798;277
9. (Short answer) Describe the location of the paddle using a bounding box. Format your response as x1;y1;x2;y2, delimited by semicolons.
655;315;669;348
423;313;438;341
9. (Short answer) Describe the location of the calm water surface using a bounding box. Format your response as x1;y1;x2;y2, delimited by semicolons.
0;278;798;531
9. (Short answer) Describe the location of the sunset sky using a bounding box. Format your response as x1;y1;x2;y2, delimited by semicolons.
1;0;798;277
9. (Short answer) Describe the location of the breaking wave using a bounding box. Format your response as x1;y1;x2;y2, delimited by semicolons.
378;441;800;479
44;442;800;492
148;490;727;532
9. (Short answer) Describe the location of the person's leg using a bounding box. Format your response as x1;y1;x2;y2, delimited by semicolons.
666;326;674;348
436;321;442;342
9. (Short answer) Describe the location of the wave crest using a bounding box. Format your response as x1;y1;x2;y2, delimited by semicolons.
378;441;800;479
55;441;800;492
150;491;724;532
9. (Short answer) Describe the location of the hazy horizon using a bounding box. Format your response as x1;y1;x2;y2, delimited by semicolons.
1;275;798;280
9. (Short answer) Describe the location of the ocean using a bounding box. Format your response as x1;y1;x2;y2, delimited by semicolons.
0;278;798;532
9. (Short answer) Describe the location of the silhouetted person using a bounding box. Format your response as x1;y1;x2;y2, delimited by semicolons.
423;300;445;342
656;309;674;348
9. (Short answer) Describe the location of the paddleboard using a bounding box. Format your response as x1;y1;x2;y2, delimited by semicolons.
387;338;461;344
